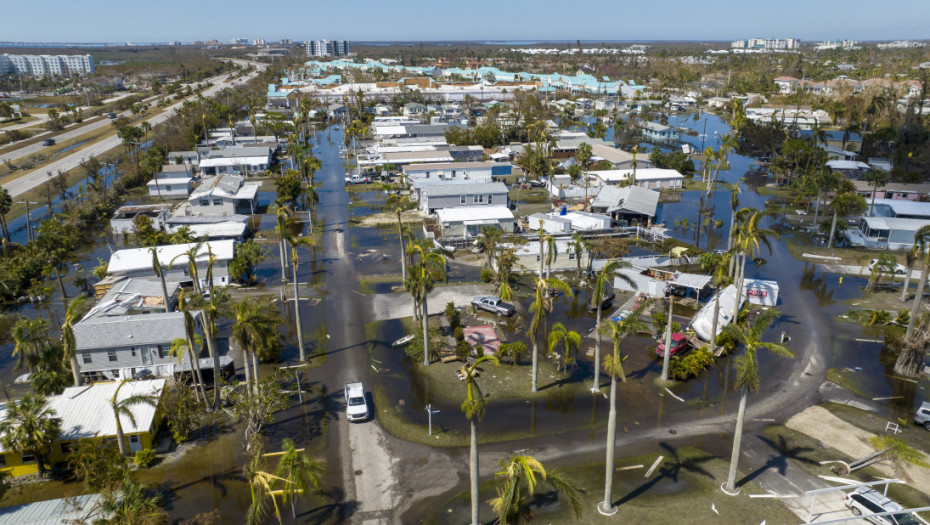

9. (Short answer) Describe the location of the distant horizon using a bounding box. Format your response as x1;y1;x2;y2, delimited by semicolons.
2;0;928;44
0;37;927;49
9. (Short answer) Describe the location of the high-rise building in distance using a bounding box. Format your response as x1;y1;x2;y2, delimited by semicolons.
306;40;351;57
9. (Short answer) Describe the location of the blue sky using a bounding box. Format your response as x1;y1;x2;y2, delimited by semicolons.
2;0;928;43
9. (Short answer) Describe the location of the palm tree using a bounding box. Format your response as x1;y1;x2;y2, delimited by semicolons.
597;311;647;514
544;234;559;278
232;297;282;394
721;309;793;494
285;235;316;362
906;225;930;338
590;260;629;392
547;322;581;373
406;239;453;367
488;455;583;524
169;238;206;295
731;209;779;320
61;296;89;387
148;246;172;313
275;206;293;282
461;355;499;525
864;169;890;217
569;232;591;278
900;243;920;303
528;276;573;393
110;379;158;456
0;393;61;476
246;442;293;525
274;437;326;518
385;193;412;281
535;221;550;278
169;300;208;406
577;142;593;209
475;225;502;269
826;183;865;249
12;317;49;372
725;179;742;277
699;251;733;348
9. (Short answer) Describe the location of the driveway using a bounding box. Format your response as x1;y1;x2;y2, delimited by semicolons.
370;283;494;321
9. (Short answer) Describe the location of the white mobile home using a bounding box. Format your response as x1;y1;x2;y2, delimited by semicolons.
110;204;172;235
526;213;572;234
147;164;194;199
105;240;236;288
435;205;514;239
743;279;779;306
420;182;508;214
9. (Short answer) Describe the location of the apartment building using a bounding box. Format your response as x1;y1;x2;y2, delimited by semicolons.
306;39;351;57
0;54;94;77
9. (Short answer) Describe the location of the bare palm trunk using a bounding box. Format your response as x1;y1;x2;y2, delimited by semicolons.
293;261;305;361
115;413;127;455
469;419;479;525
727;209;737;278
599;371;619;514
70;355;82;387
158;271;172;313
422;294;430;366
397;219;406;283
906;259;929;338
661;296;674;381
252;350;260;395
53;266;67;299
724;385;748;493
531;333;539;393
242;344;253;391
827;209;838;249
279;239;288;282
203;322;221;410
901;262;914;303
709;286;721;347
191;351;208;405
592;305;603;391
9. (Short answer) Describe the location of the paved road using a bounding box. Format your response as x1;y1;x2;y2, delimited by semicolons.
1;60;266;198
819;263;921;280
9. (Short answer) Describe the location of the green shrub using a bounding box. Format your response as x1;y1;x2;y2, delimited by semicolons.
480;269;494;283
668;347;715;381
498;341;527;365
455;340;472;360
445;302;461;331
894;310;909;325
453;326;464;342
134;449;157;468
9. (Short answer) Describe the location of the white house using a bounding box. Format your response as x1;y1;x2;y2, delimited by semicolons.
199;146;272;176
561;211;612;230
588;168;684;190
420;182;509;214
404;161;499;184
640;122;680;142
435;205;514;239
526;213;572;234
188;175;260;216
147;164;194;199
165;215;250;242
110;204;172;235
105;240;236;289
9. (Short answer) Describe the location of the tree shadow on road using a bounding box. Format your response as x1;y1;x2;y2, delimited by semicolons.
615;442;715;507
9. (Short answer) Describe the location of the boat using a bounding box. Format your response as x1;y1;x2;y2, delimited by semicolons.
392;334;415;347
690;284;745;342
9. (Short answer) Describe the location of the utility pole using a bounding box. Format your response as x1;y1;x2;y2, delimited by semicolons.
661;292;675;382
16;201;38;243
279;363;309;404
426;404;440;436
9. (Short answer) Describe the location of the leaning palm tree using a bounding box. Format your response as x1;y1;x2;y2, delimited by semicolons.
597;312;648;515
461;355;499;525
148;246;172;313
274;437;326;519
547;322;581;373
900;242;920;303
906;224;930;338
169;238;207;295
61;295;88;386
488;455;583;524
246;441;293;525
110;379;158;456
577;142;593;208
0;393;61;476
721;309;793;494
168;303;208;407
590;260;630;392
385;193;413;281
825;182;865;249
528;276;573;393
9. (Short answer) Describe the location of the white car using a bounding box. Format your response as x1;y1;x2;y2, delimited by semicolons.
868;259;906;275
844;488;919;524
344;382;369;422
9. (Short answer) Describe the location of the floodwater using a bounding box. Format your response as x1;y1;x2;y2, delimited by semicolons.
1;114;927;521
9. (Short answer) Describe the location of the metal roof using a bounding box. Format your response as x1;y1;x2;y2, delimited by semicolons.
190;175;259;200
0;494;106;524
422;182;508;198
591;185;659;217
869;199;930;219
49;380;165;440
404;161;497;172
667;272;713;291
73;311;200;351
435;205;513;223
107;240;236;274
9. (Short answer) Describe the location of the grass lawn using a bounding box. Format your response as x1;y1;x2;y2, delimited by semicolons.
426;446;799;524
509;187;550;204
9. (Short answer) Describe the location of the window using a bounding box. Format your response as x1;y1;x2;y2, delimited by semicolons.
157;345;168;359
213;198;223;206
130;347;137;357
60;442;74;455
460;195;466;204
81;351;91;364
165;185;172;191
569;253;576;260
21;454;35;464
474;194;483;203
108;349;117;362
0;455;6;467
488;195;493;204
198;198;209;206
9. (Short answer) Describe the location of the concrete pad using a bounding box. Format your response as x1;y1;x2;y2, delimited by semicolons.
370;283;493;321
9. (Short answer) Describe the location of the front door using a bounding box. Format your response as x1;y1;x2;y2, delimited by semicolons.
128;435;142;453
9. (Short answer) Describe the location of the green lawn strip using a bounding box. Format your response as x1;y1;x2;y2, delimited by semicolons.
425;446;797;524
359;273;403;294
818;402;930;457
763;424;930;518
825;370;881;402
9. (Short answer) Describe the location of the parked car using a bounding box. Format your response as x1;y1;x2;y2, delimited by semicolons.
868;259;907;275
472;296;516;316
344;382;369;422
914;401;930;431
655;333;690;357
587;292;616;313
844;487;919;524
611;310;633;323
106;112;117;119
42;138;55;146
344;174;368;185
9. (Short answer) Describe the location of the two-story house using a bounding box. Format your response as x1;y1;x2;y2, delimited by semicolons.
147;164;194;199
72;311;203;383
420;182;509;214
188;174;259;217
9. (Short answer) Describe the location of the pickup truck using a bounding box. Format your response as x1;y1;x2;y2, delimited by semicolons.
472;296;515;316
344;174;368;185
344;382;369;422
